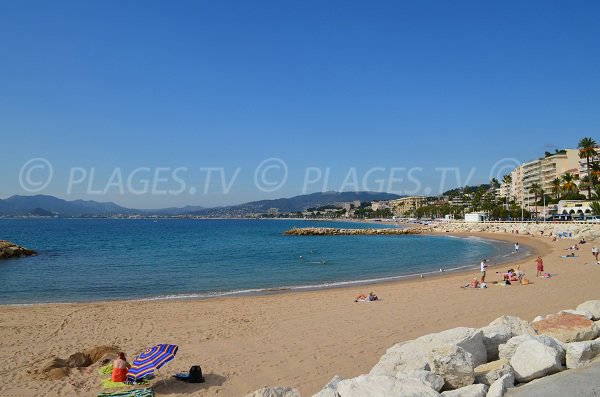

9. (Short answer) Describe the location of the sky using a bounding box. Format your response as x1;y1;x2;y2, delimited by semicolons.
1;1;599;208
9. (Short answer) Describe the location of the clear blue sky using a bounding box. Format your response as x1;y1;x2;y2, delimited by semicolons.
1;1;599;208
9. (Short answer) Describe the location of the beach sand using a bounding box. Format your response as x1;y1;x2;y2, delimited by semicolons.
0;232;597;396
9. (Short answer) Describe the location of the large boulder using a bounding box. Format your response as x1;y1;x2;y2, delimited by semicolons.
371;327;486;377
312;375;342;397
245;387;301;397
576;301;600;320
336;375;439;397
0;240;37;259
566;340;600;369
474;360;512;386
560;309;594;320
479;325;513;361
486;373;514;397
418;327;487;367
509;340;563;383
441;384;488;397
370;340;431;376
428;344;475;390
397;369;444;392
488;316;537;337
532;312;598;343
499;335;565;364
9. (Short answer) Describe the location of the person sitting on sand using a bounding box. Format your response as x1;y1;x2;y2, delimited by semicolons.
461;277;480;289
566;252;576;258
111;352;131;382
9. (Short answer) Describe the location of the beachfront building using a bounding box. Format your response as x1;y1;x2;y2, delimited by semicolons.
511;165;524;204
557;200;592;216
522;159;544;209
541;149;579;197
371;201;390;211
389;196;427;216
464;212;489;222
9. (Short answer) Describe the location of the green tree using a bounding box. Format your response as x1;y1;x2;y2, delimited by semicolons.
528;183;541;220
502;174;512;208
551;178;561;199
590;202;600;215
579;137;598;198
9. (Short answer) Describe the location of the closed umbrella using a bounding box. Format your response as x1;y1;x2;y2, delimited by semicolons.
127;344;178;381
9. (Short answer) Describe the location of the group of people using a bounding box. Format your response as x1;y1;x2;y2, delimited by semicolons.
354;292;378;302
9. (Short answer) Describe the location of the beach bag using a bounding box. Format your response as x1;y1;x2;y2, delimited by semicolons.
188;365;204;383
521;278;530;285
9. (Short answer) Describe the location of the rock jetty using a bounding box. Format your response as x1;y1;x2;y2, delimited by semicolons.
0;240;37;259
245;300;600;397
284;227;426;236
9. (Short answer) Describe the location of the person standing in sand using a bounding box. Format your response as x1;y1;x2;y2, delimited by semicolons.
480;259;488;282
593;247;599;261
111;352;131;382
536;256;544;277
514;242;519;253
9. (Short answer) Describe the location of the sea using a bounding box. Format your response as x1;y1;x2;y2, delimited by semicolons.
0;219;522;305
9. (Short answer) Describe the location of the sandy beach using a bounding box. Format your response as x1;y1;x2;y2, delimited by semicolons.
0;231;597;397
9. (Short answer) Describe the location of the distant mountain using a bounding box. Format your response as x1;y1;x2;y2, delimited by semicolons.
0;192;401;218
0;195;135;217
188;191;403;217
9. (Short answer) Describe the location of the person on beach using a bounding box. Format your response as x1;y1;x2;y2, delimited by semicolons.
592;247;599;261
536;256;544;277
461;277;480;288
480;259;488;282
514;242;519;253
355;292;378;302
111;352;131;382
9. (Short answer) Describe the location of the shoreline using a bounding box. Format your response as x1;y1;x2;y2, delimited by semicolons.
0;231;527;307
1;230;595;397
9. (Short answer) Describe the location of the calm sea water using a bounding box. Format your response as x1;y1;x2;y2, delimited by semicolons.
0;219;515;304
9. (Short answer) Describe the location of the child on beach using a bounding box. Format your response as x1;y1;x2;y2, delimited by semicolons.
536;256;544;277
480;259;488;282
593;247;599;261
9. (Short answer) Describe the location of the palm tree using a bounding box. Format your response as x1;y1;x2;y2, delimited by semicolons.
562;173;577;194
528;183;541;220
490;178;500;204
591;202;600;215
578;137;598;198
502;174;512;219
551;178;562;199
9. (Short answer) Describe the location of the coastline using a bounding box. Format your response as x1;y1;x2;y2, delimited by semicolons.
1;230;596;397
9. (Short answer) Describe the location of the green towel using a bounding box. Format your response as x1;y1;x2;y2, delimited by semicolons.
97;388;154;397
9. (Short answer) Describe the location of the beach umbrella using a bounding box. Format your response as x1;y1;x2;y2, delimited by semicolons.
127;344;178;381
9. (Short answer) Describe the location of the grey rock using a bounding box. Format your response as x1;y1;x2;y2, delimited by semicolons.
428;344;475;390
499;335;565;364
480;324;513;361
441;384;488;397
474;360;513;386
488;316;537;337
576;301;600;321
486;373;514;397
397;369;445;392
312;375;342;397
336;375;439;397
566;340;600;369
509;340;563;383
245;387;301;397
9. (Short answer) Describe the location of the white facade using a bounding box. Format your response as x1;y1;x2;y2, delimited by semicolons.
465;212;488;222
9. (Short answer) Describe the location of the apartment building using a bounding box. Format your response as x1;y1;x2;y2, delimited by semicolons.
389;196;427;216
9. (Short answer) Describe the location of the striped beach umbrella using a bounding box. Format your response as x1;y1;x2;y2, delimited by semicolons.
127;344;178;381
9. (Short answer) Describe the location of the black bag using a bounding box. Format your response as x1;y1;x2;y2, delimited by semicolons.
188;365;204;383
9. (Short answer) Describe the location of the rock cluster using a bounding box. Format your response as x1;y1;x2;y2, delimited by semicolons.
0;240;37;259
284;227;425;236
245;301;600;397
431;221;600;241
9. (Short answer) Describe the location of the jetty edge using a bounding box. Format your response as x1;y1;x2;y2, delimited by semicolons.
284;227;427;236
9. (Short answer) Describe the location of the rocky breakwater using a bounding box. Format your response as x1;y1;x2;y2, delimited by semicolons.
284;227;428;236
0;240;37;259
245;300;600;397
433;222;600;241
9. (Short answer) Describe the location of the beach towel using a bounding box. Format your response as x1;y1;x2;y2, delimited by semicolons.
561;255;578;258
97;388;154;397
